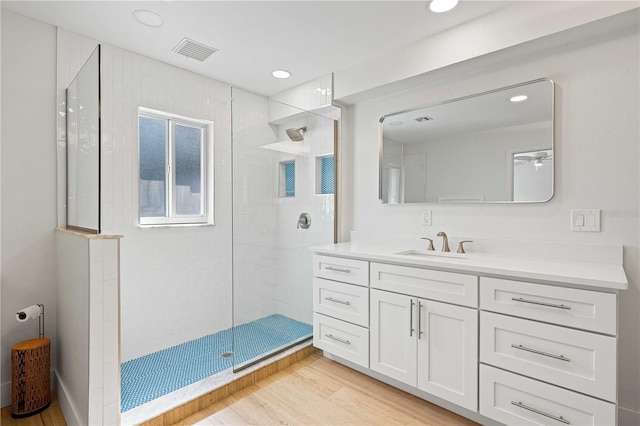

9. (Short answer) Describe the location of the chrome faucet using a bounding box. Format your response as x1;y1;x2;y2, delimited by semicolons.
436;231;450;252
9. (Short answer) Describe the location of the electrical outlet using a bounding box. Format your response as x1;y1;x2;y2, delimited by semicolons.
421;210;432;226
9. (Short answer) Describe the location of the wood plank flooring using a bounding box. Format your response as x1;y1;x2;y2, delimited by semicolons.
171;353;478;426
0;355;478;425
1;394;66;426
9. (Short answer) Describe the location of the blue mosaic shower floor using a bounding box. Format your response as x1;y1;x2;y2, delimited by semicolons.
120;314;312;412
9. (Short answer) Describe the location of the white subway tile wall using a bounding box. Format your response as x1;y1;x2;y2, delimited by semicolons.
88;237;121;425
232;89;335;327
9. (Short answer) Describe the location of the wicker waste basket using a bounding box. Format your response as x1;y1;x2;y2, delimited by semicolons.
11;337;51;418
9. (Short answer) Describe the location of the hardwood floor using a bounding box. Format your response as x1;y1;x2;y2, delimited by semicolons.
170;353;478;426
0;394;66;426
0;355;477;425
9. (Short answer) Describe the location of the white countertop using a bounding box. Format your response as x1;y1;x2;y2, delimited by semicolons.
311;242;628;291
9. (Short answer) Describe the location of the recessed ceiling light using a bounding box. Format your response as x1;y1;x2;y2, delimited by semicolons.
510;95;529;102
272;69;291;79
132;10;163;27
389;121;403;126
429;0;459;13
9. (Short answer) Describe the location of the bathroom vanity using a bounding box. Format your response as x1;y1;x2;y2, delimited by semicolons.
310;240;627;425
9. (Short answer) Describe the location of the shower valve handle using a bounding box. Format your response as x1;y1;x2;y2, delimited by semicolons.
297;213;311;229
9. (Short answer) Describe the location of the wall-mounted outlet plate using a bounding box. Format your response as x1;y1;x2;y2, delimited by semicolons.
571;209;600;232
421;210;432;226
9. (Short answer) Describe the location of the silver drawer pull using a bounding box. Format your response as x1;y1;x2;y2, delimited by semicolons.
511;401;570;424
511;297;571;310
325;266;351;273
324;297;351;306
511;344;571;362
325;334;351;345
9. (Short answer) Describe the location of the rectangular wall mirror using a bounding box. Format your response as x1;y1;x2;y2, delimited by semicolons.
379;79;554;204
67;45;100;232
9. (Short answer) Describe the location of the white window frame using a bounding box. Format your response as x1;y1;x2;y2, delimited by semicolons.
138;107;214;226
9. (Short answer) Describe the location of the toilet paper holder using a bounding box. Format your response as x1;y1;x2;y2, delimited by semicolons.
16;304;45;338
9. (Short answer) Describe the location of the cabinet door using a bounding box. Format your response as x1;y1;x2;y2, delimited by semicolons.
417;299;478;411
370;289;417;386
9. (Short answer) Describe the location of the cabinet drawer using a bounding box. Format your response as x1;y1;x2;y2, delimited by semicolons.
313;313;369;368
313;255;369;286
480;312;616;402
480;277;616;335
480;365;616;426
370;263;478;307
313;278;369;327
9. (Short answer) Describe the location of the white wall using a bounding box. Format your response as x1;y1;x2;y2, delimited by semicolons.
231;89;280;325
57;29;234;363
344;14;640;420
0;10;57;407
55;232;89;425
334;2;638;103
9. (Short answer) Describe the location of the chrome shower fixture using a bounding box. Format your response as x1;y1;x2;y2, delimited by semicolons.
286;126;307;142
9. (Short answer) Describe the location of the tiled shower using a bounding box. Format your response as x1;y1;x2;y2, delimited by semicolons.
57;28;337;420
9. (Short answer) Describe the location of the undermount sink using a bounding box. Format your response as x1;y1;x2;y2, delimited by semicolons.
394;249;468;260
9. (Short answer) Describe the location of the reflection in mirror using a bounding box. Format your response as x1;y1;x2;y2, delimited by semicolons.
67;45;100;232
380;79;554;204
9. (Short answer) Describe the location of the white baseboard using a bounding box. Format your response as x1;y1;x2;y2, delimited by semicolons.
56;371;84;426
619;406;640;426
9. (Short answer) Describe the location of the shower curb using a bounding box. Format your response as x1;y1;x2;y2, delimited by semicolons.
139;345;318;426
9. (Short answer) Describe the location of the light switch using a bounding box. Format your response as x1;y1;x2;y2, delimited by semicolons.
571;209;600;232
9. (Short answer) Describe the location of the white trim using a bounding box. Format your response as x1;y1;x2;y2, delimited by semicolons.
56;371;85;426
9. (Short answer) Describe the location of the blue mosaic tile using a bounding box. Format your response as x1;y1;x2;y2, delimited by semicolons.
284;161;295;197
120;314;312;412
320;156;334;194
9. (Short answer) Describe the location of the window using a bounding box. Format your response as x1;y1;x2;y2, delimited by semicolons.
279;160;295;198
138;108;214;226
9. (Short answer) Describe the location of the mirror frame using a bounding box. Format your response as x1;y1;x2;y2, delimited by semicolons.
379;78;555;204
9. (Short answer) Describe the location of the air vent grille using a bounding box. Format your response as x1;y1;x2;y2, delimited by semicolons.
414;116;433;122
173;38;218;61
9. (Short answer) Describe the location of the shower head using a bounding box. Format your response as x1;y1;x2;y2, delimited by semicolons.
286;126;307;142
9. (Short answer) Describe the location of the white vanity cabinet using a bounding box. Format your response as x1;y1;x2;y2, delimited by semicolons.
479;277;618;425
310;244;625;426
312;255;370;368
370;289;478;411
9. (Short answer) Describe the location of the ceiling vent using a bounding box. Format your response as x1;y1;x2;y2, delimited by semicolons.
172;38;218;61
414;116;433;122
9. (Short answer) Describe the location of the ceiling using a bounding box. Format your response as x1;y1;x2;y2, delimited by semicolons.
1;1;512;97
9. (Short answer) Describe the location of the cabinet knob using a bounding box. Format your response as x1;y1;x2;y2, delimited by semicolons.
457;240;473;254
